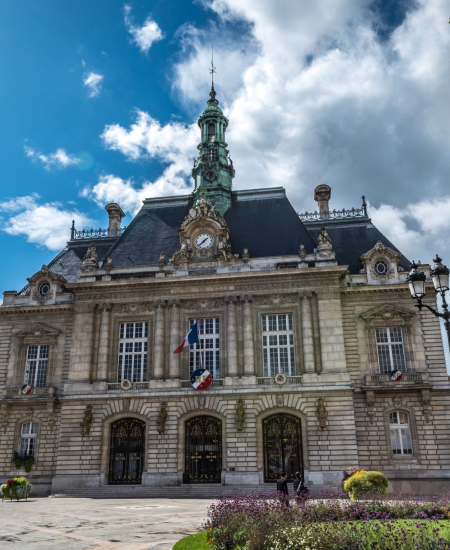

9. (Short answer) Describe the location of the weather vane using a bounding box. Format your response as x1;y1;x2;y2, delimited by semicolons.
210;44;216;85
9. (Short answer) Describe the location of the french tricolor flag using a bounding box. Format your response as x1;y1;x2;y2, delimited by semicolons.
173;321;199;354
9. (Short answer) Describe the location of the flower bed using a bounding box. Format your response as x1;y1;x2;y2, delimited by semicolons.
205;489;450;549
1;477;32;501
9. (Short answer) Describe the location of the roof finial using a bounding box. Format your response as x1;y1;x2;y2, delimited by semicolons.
210;44;216;87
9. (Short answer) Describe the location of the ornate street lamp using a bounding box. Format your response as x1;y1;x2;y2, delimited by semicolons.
406;256;450;347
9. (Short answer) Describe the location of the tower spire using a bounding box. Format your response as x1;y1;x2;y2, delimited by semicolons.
210;44;216;87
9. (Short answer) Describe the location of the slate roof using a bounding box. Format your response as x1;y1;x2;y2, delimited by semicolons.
18;187;410;288
306;220;411;274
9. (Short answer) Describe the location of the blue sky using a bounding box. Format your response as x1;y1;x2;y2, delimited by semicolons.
1;0;450;300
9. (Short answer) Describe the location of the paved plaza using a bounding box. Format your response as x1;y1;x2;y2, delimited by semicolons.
0;497;213;549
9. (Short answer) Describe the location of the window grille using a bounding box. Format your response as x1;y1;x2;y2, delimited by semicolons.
375;327;407;373
118;322;148;382
262;314;295;376
189;319;220;378
25;345;49;387
207;149;217;161
19;422;38;457
389;411;413;455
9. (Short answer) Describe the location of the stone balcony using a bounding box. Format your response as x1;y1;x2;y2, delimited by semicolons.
3;386;56;398
364;372;429;387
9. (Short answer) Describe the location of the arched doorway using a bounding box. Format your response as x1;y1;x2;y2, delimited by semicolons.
263;414;303;483
185;416;222;483
108;418;145;485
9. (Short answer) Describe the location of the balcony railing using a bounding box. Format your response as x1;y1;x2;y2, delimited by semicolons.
70;222;126;241
298;197;368;223
181;379;224;389
257;376;303;386
106;382;150;391
365;373;428;386
3;386;56;398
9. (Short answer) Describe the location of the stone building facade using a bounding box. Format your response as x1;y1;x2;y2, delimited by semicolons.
0;87;449;496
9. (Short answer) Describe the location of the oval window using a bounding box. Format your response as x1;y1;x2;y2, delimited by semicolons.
39;282;50;297
374;260;389;276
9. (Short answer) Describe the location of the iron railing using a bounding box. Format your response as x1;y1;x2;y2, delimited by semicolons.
106;382;150;391
70;221;126;241
298;197;368;222
3;386;56;398
257;376;303;386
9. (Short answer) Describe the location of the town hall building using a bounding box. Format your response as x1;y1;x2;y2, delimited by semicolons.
0;85;449;497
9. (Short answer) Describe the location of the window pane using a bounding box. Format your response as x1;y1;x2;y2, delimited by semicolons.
22;422;31;435
376;328;388;343
261;314;296;376
399;412;409;425
389;412;398;425
118;322;149;382
391;428;401;454
376;327;407;373
401;428;413;454
188;318;220;377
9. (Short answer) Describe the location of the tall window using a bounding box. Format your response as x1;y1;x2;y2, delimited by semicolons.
118;322;148;382
389;411;413;455
207;149;217;162
25;345;49;387
19;422;38;457
189;319;220;378
262;314;295;377
376;328;407;373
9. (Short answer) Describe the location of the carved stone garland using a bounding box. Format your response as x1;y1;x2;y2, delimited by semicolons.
80;405;93;436
156;402;168;435
316;397;327;430
235;399;245;432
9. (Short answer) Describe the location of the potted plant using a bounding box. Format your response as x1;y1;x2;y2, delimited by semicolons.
1;477;33;501
12;453;34;473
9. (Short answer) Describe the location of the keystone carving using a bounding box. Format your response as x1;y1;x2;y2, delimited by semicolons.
80;405;93;436
316;397;327;430
156;402;168;435
235;399;245;432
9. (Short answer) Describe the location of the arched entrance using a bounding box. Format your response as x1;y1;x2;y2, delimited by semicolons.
185;416;222;483
263;413;303;483
108;418;145;485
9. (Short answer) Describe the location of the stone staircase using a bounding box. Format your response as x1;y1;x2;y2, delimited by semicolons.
52;484;280;499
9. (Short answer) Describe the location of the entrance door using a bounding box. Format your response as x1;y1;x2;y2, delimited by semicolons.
108;418;145;485
185;416;222;483
263;414;303;482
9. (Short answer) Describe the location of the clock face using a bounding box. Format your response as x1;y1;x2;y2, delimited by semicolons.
195;233;213;250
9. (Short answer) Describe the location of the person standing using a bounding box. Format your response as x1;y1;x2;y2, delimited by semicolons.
277;472;289;506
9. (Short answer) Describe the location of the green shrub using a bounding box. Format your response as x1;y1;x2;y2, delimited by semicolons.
344;470;389;500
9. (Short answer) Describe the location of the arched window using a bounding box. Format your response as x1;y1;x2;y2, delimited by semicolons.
389;411;413;455
208;123;215;142
19;422;38;457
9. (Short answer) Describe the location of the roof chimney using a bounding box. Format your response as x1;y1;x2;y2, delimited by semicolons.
105;203;125;236
314;185;331;218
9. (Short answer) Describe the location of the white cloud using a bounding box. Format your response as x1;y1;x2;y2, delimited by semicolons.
124;4;163;54
0;195;94;250
83;72;104;97
25;146;79;170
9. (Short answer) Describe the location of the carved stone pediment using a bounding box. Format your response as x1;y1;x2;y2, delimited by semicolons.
170;194;236;266
15;323;61;342
27;265;67;285
361;304;414;326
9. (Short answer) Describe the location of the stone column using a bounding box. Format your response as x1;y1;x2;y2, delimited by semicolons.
316;291;347;373
169;300;181;378
225;296;238;376
301;293;315;374
68;304;96;382
241;295;255;375
153;301;165;379
97;303;112;381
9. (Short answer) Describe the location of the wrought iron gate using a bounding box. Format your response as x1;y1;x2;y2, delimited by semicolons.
263;414;303;483
185;416;222;483
108;418;145;485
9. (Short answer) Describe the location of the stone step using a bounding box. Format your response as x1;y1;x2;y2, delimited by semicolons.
52;485;281;499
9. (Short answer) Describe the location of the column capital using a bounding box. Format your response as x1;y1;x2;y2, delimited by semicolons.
98;303;112;313
154;300;167;309
169;299;181;307
240;294;253;303
224;295;238;304
299;291;313;300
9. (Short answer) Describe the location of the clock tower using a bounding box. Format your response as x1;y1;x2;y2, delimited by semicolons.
192;84;235;215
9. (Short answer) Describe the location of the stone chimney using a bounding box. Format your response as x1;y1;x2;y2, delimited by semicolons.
314;185;331;217
105;203;125;236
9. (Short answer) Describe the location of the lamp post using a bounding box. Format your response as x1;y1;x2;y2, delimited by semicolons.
406;255;450;348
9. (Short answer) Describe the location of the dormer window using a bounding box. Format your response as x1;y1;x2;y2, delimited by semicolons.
208;123;215;142
39;282;50;297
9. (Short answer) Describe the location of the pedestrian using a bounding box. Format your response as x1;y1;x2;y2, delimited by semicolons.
276;471;289;506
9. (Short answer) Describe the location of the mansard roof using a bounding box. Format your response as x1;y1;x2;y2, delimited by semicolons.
306;219;411;274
